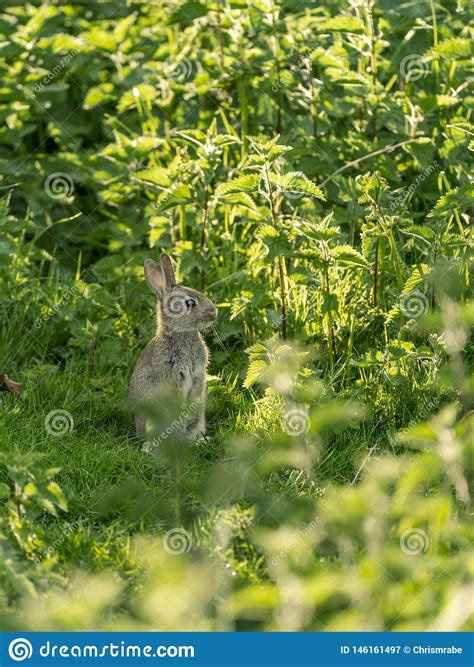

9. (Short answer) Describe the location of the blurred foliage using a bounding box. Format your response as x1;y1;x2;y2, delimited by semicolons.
0;0;472;631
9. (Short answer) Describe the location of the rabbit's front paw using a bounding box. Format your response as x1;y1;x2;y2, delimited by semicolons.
186;414;205;442
195;433;212;446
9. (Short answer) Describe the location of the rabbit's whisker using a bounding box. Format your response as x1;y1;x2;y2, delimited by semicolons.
211;323;228;353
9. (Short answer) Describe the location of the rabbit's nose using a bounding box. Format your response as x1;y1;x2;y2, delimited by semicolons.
207;307;218;320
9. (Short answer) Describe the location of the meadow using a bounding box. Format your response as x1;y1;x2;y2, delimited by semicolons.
0;0;472;631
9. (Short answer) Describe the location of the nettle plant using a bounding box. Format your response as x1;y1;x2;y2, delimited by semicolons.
0;451;68;604
356;171;405;310
293;212;373;371
214;138;325;339
136;120;240;280
0;451;67;558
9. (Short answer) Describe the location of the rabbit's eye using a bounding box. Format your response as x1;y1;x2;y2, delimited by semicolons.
185;297;196;309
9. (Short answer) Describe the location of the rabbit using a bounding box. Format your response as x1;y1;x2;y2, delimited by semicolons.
129;253;217;444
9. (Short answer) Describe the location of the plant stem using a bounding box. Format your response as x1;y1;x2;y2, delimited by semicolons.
265;165;287;339
271;19;282;134
430;0;440;87
346;313;356;376
310;80;318;138
238;78;249;156
373;236;379;307
179;207;186;241
175;459;182;526
322;248;337;369
366;0;377;139
274;53;282;134
431;241;437;311
14;482;22;519
200;187;210;288
170;210;176;245
387;229;403;289
216;0;225;69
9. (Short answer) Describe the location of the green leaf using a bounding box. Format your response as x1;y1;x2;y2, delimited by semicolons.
428;184;474;218
167;2;210;25
278;172;325;200
84;83;114;110
326;70;371;90
447;121;474;136
37;33;82;54
135;168;172;189
214;192;257;210
24;482;38;497
21;5;57;38
249;138;292;161
426;37;472;60
173;129;207;146
215;175;260;197
321;291;339;316
332;245;369;268
118;84;158;112
258;225;292;263
319;16;364;33
244;359;268;388
403;225;436;245
298;214;340;242
37;497;58;516
402;265;430;295
114;12;137;41
84;28;117;53
157;185;193;212
47;481;68;510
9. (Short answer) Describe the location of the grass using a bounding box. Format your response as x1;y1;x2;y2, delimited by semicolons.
0;282;448;540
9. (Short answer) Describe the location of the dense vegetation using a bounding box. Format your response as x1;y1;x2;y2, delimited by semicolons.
0;0;472;631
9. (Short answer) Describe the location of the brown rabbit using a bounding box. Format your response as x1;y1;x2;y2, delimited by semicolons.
129;254;217;443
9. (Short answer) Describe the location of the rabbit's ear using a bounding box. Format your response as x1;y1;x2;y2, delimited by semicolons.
160;253;176;286
144;259;168;297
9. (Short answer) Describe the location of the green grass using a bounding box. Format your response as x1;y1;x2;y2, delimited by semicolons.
0;293;454;550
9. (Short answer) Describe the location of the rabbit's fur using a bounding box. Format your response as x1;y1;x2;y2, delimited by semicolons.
129;253;217;441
